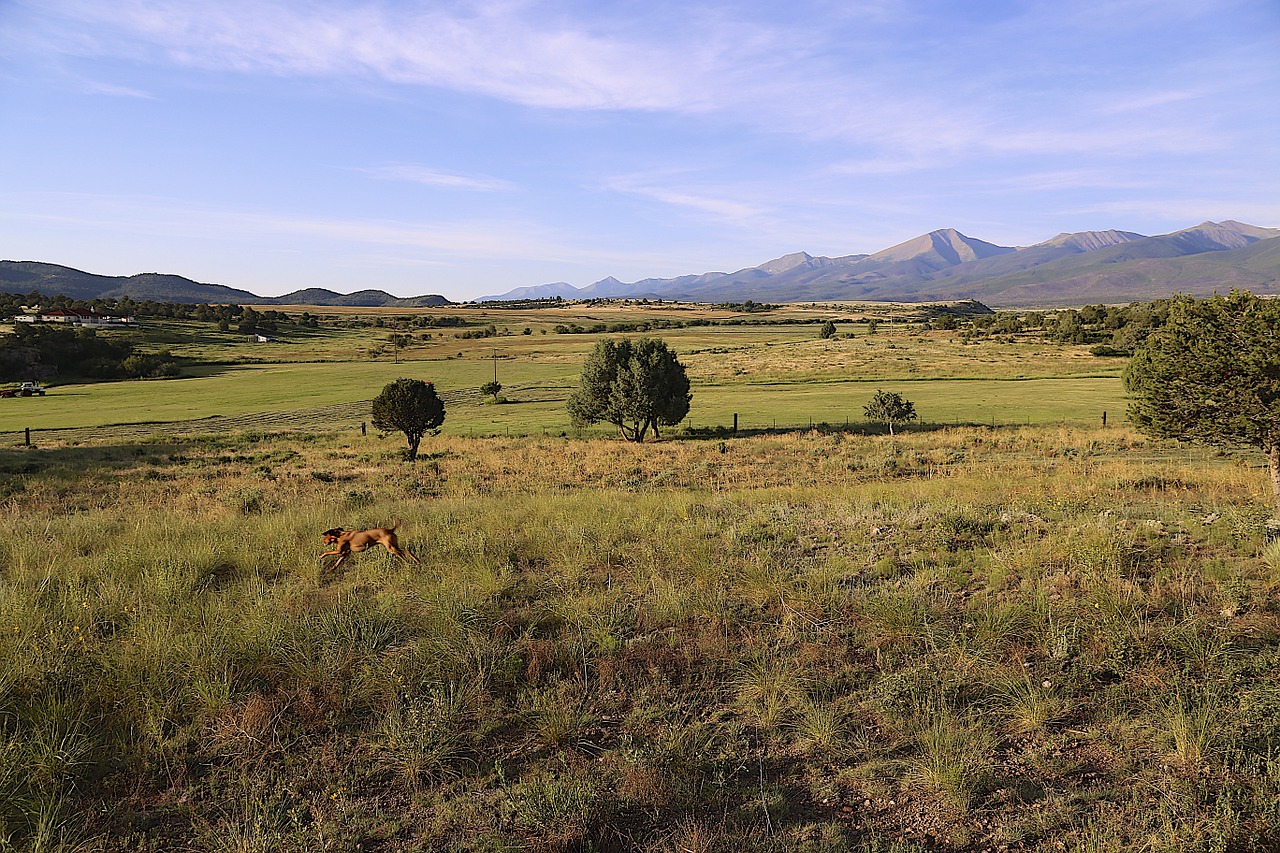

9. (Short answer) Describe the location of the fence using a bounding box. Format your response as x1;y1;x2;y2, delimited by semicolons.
0;388;482;448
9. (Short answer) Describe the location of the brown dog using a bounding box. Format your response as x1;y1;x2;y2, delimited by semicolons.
321;520;421;571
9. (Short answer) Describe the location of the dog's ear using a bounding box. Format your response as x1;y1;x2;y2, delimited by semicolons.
322;528;343;538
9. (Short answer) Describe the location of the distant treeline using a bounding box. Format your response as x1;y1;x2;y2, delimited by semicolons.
0;324;181;384
958;301;1175;354
551;316;837;335
544;300;1177;356
0;291;308;334
475;297;779;312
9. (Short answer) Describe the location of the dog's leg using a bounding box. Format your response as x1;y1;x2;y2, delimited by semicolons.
323;546;351;572
387;545;421;566
381;534;422;566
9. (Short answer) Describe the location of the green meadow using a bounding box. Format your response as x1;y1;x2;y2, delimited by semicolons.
0;305;1127;436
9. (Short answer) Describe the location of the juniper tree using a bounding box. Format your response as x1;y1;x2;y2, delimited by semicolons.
864;389;917;435
1125;290;1280;512
371;378;445;461
567;337;691;442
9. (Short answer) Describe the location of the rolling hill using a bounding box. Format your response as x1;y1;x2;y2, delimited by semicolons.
0;262;452;307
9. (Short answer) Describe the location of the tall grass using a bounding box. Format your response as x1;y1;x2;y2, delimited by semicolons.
1;424;1278;850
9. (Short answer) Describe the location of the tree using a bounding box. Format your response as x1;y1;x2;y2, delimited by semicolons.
371;378;445;461
1125;291;1280;512
389;333;411;363
236;306;260;335
820;320;837;339
864;389;917;435
480;380;502;403
567;337;691;442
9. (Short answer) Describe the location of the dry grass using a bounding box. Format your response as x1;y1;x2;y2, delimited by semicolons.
2;424;1279;851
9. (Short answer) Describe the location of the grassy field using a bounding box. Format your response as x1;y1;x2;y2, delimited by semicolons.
11;302;1264;851
0;304;1127;437
3;422;1280;851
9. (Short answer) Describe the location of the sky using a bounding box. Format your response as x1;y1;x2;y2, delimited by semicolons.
1;0;1278;302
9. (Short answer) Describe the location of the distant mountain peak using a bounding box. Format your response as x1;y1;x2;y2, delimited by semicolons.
869;228;1014;267
757;252;816;275
1181;220;1280;242
477;281;578;302
1216;220;1280;238
1034;230;1146;252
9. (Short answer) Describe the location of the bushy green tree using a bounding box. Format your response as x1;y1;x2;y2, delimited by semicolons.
567;337;691;442
1125;291;1280;511
820;320;837;339
372;378;446;461
864;389;917;435
480;380;502;403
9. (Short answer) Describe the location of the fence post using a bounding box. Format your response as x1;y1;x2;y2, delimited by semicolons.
24;427;30;447
733;413;738;434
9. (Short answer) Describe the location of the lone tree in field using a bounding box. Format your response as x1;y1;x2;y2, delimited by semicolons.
372;378;445;461
864;389;917;435
820;319;837;339
1125;290;1280;512
480;380;502;403
567;337;691;442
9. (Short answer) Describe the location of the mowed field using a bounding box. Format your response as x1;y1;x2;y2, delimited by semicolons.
0;302;1127;438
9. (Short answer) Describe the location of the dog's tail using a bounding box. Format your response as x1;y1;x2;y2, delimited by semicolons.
389;517;403;531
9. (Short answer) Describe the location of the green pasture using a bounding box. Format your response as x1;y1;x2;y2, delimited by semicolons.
686;376;1127;432
1;308;1131;436
0;361;1127;436
0;358;578;431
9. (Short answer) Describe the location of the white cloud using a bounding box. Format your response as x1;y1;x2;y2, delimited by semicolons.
80;79;154;98
39;0;719;111
19;0;1273;165
359;164;515;192
983;169;1156;193
603;173;764;224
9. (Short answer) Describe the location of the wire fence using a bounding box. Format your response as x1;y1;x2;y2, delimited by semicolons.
0;388;482;448
1;382;1117;448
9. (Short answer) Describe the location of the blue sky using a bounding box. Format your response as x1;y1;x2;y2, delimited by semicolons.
2;0;1278;301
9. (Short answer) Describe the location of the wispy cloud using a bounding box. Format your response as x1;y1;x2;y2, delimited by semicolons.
604;173;763;224
80;79;154;98
37;0;720;111
0;189;703;270
984;169;1157;193
359;164;515;192
19;0;1270;164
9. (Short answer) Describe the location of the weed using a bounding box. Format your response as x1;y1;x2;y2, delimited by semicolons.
509;773;601;848
378;680;479;786
995;674;1072;738
735;653;807;734
904;713;996;811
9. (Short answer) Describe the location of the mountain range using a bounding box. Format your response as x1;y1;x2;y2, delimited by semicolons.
3;220;1278;309
479;220;1280;306
0;262;451;308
